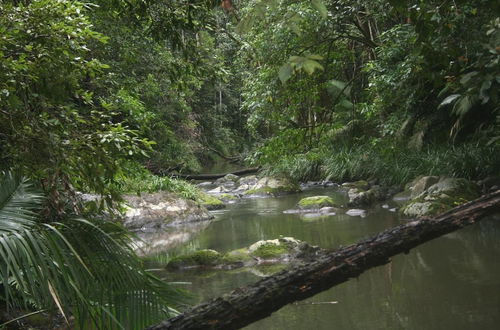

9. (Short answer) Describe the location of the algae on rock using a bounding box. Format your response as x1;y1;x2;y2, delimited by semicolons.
165;237;319;270
297;196;336;209
198;192;225;210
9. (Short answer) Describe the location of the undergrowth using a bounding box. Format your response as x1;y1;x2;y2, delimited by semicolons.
116;168;200;200
263;142;500;186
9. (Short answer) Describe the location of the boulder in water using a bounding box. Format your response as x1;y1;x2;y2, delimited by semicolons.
401;177;480;217
165;237;320;270
297;196;337;209
122;192;213;230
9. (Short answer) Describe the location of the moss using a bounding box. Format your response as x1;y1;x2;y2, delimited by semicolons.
251;243;290;259
297;196;336;209
220;193;238;200
223;248;252;263
167;249;222;269
244;187;273;195
244;185;300;196
198;192;225;210
343;180;370;191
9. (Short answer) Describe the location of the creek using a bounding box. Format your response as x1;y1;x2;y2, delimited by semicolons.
149;186;500;330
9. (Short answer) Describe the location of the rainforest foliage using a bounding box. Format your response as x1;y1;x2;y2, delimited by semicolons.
0;0;499;328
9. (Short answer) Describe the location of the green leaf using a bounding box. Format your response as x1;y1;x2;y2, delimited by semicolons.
289;56;305;64
311;0;328;19
279;63;294;83
329;79;346;91
302;60;324;75
340;99;354;109
460;71;478;85
438;94;460;108
452;95;474;115
306;54;324;60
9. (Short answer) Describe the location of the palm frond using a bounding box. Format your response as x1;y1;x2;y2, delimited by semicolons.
0;172;43;232
0;172;183;329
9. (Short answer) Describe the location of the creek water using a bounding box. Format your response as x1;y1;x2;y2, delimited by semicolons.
151;186;500;330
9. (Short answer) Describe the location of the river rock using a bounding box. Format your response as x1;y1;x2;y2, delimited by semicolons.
122;192;213;230
243;177;301;197
348;185;388;207
239;175;258;186
196;181;214;188
342;180;370;191
214;173;240;188
298;196;337;209
401;177;480;217
165;237;320;270
208;186;232;194
346;209;367;217
407;176;440;198
477;176;500;193
283;196;338;216
198;192;225;210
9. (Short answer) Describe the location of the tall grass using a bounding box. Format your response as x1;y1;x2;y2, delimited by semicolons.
116;170;200;200
264;142;500;186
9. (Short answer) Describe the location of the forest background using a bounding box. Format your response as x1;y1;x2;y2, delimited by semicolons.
0;0;499;328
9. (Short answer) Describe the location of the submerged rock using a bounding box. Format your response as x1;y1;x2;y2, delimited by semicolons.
283;196;338;217
122;192;213;230
165;237;320;270
345;209;367;217
401;177;480;217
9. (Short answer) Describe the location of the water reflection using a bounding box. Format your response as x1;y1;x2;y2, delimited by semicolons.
149;187;500;330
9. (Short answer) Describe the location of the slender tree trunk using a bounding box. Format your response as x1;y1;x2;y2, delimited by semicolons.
146;190;500;330
167;167;260;180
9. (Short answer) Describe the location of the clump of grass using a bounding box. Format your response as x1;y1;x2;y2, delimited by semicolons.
264;141;500;186
115;168;200;200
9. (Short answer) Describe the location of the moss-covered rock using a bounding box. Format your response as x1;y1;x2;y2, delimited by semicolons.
251;243;289;258
342;180;370;191
165;237;318;270
401;177;480;217
407;176;440;198
197;192;225;210
219;193;239;202
348;185;388;207
297;196;336;209
243;177;301;197
223;248;253;263
166;249;222;269
248;237;300;259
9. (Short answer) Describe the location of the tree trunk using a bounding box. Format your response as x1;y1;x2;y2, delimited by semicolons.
146;190;500;330
167;167;260;181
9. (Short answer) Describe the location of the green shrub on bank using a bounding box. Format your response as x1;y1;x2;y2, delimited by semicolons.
115;168;200;200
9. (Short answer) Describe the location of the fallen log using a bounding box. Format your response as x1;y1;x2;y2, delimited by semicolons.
167;167;260;181
146;190;500;330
